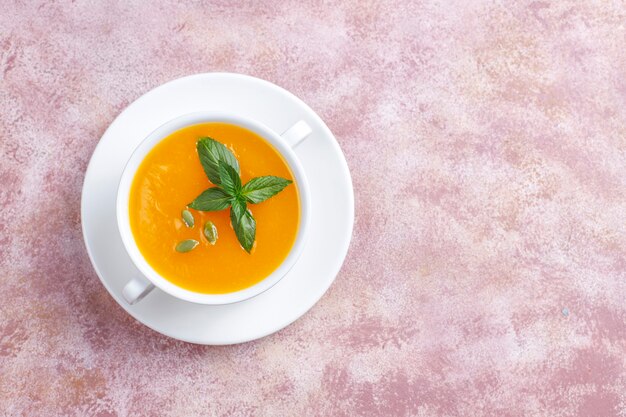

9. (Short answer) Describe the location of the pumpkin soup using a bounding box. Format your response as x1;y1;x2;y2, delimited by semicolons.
129;123;300;294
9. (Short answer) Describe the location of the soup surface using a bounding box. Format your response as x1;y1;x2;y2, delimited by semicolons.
129;122;300;294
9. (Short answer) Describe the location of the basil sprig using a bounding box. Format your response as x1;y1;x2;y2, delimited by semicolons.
188;137;292;253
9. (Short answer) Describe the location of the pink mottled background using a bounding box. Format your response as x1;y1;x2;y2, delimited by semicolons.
1;1;625;416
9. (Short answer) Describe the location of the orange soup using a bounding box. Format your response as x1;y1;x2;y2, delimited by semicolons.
129;123;300;294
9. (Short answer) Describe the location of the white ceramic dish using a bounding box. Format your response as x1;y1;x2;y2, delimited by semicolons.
117;112;312;305
81;73;354;344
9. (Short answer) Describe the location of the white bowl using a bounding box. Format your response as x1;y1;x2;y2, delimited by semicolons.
115;111;311;305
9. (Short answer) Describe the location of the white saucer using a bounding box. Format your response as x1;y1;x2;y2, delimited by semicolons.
81;73;354;344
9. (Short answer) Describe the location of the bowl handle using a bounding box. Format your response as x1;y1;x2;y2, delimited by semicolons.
281;120;312;148
122;276;155;305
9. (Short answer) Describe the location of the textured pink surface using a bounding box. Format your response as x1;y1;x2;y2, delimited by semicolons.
1;1;626;416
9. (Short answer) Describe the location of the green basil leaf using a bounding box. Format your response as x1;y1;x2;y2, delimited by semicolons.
240;176;292;204
196;137;240;185
188;187;232;211
230;196;246;220
230;200;256;253
230;197;245;218
218;161;242;197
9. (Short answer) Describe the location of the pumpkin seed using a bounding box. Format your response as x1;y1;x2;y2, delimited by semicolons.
181;209;195;228
175;239;199;253
203;221;218;245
